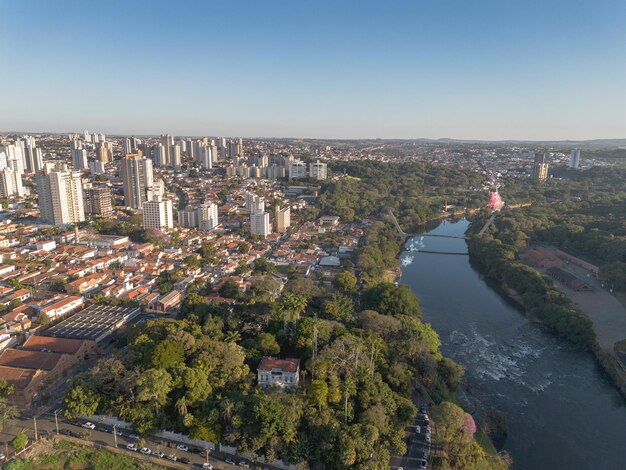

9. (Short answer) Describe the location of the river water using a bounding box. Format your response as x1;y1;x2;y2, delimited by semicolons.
399;218;626;470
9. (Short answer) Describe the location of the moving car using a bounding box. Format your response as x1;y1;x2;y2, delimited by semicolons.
81;422;96;430
129;433;140;440
176;444;189;452
126;444;138;452
202;463;214;469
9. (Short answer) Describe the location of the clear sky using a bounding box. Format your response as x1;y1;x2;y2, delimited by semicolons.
2;0;626;140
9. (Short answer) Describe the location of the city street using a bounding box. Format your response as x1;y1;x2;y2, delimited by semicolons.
1;413;252;469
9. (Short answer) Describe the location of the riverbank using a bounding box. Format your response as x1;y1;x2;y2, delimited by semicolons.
400;218;626;470
468;238;626;400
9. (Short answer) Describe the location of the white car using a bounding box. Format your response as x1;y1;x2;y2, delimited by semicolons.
112;428;123;436
176;444;189;452
225;458;236;465
0;452;5;460
129;433;140;440
140;447;152;455
153;450;165;458
166;454;177;461
238;461;250;468
203;464;214;470
81;422;96;430
126;443;138;452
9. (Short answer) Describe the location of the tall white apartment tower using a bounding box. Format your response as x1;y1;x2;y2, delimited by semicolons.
197;202;219;230
309;160;328;180
250;211;271;237
37;168;85;224
0;168;24;198
121;154;154;209
161;134;173;166
288;161;307;179
199;144;212;169
143;196;174;230
23;136;43;173
569;149;580;169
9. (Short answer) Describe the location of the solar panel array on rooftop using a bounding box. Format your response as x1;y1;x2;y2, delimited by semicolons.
43;304;141;342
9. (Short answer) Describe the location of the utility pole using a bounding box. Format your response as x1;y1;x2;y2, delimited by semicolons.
33;415;38;441
113;424;118;448
54;409;60;435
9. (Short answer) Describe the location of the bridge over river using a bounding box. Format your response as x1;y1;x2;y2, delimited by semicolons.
387;209;498;240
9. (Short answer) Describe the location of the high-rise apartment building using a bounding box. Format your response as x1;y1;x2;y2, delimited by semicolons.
177;207;198;227
83;186;112;216
309;160;328;180
172;144;181;169
198;202;219;230
23;136;43;173
275;205;291;233
96;142;111;163
198;144;212;169
143;197;173;230
161;134;173;166
0;168;24;198
250;211;271;237
3;144;25;174
121;154;154;209
37;167;85;224
288;161;307;179
569;149;580;169
532;153;549;181
70;140;88;169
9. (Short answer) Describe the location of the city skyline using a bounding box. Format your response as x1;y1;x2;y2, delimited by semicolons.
2;0;626;140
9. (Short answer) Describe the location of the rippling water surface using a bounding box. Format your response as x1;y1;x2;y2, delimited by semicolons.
400;219;626;470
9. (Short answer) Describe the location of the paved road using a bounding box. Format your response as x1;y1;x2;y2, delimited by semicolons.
1;413;252;470
389;388;433;470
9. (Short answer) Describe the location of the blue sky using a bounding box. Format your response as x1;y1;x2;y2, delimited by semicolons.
1;0;626;139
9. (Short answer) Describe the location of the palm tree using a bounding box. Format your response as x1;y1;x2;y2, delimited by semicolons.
175;397;188;417
220;399;234;425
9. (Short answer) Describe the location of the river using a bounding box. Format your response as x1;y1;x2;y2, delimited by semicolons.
399;218;626;470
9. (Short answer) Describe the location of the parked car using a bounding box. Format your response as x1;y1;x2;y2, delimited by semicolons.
126;444;138;452
0;452;5;460
128;433;140;440
237;460;250;468
178;456;190;464
417;459;428;469
202;463;214;469
419;404;428;413
225;458;236;465
112;428;123;436
167;454;177;461
425;433;431;443
140;447;152;455
153;450;165;458
176;444;189;452
81;422;96;430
